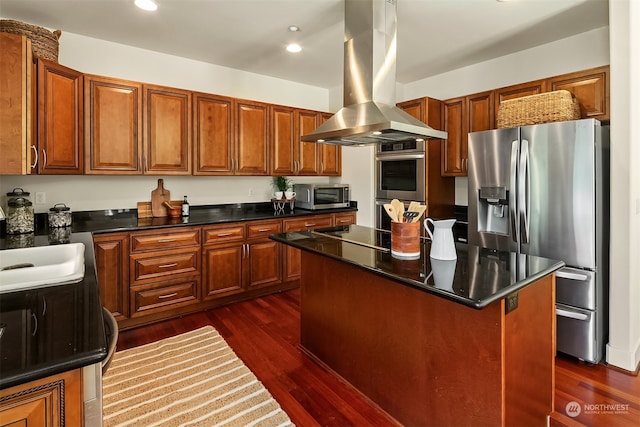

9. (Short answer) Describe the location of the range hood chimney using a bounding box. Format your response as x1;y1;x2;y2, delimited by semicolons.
302;0;447;146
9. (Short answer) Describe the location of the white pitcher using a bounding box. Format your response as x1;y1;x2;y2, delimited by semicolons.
424;218;457;260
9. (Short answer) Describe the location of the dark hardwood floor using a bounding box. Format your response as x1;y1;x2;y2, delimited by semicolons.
116;289;639;427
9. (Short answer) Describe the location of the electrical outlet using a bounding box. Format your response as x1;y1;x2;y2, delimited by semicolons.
35;192;46;204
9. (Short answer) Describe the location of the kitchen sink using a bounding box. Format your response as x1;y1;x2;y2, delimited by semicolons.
0;243;85;293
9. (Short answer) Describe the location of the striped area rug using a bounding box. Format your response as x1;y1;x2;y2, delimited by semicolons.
102;326;294;427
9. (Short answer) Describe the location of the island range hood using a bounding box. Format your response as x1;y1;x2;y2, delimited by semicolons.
302;0;447;146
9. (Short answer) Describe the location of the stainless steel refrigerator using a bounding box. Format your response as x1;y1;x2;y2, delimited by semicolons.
467;118;609;363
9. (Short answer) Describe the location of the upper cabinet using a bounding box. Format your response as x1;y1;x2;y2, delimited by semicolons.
493;79;547;117
0;33;34;175
547;66;609;121
143;84;192;174
235;100;269;175
36;59;84;174
193;92;234;175
84;75;143;174
270;106;341;176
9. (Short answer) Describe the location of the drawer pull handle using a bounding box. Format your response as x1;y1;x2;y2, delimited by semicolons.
158;293;178;299
305;223;316;227
257;228;271;232
158;263;178;268
157;239;176;243
217;233;233;237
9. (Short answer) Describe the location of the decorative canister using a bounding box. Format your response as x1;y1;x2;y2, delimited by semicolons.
6;188;34;234
48;203;72;228
48;226;71;244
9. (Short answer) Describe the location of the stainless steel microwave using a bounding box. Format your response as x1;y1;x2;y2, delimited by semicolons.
293;184;350;210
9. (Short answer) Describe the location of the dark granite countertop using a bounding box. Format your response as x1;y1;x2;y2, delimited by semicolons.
70;202;357;235
0;232;107;389
270;224;564;309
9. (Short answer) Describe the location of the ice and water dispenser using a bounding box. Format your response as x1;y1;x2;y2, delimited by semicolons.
477;186;509;236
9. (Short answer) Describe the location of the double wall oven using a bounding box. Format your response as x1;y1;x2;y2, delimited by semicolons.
375;140;426;231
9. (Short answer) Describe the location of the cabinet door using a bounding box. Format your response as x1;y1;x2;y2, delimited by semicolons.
246;240;282;289
296;109;320;175
318;112;341;176
93;233;129;320
442;97;466;176
270;105;296;175
143;84;192;174
202;244;245;299
193;92;234;175
467;91;494;134
0;33;34;175
235;100;269;175
85;75;142;174
494;79;547;124
37;59;83;174
283;215;333;281
547;66;609;121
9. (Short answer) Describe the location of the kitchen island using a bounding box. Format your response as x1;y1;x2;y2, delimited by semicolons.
270;225;564;427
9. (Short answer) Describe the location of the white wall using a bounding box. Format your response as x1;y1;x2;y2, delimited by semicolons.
606;0;640;372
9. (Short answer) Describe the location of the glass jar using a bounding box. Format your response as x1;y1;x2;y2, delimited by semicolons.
6;188;34;234
48;203;72;228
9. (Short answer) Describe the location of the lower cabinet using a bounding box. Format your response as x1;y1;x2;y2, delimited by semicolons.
0;368;83;427
95;212;356;329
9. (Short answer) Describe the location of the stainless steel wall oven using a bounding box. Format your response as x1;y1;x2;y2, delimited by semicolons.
375;140;426;202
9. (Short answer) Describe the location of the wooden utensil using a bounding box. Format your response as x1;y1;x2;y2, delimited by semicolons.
151;178;171;217
412;205;427;222
391;199;405;220
408;201;421;213
383;203;398;222
163;201;181;218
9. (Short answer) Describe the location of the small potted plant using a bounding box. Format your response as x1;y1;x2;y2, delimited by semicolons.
272;176;292;199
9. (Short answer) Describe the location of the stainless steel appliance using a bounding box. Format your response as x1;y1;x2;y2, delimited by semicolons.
294;183;350;210
375;140;426;202
301;0;446;145
467;118;609;363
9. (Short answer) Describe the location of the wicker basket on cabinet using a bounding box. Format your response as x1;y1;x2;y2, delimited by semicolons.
0;19;61;62
496;90;581;128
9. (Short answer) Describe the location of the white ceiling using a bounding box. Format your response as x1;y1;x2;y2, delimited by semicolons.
0;0;609;89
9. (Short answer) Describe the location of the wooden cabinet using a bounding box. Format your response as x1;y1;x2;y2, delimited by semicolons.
334;211;357;226
397;97;454;218
282;215;334;282
93;233;130;321
36;59;83;174
0;368;83;427
202;219;282;299
0;33;34;175
547;65;609;121
235;99;269;175
442;90;493;177
193;92;234;175
318;112;341;176
84;75;143;174
271;107;341;176
493;79;547;123
143;84;192;174
128;227;201;317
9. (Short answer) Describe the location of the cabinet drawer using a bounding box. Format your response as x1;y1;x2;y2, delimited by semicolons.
130;277;199;317
203;225;245;245
247;220;282;240
284;215;333;232
334;212;356;226
130;248;200;283
131;229;200;252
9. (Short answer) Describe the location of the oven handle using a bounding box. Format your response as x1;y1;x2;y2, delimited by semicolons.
376;152;425;161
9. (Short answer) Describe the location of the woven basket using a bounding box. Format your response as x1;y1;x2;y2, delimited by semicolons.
0;19;61;62
496;90;581;128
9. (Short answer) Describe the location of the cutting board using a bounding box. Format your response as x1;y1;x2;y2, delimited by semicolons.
151;179;171;217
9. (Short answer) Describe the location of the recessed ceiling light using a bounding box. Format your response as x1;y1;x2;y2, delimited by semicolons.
288;25;301;32
286;43;302;53
135;0;158;11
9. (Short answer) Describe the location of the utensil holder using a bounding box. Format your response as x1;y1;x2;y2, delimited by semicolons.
391;221;420;259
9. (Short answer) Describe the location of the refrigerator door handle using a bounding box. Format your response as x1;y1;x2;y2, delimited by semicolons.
510;140;519;243
519;139;530;244
556;307;589;321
